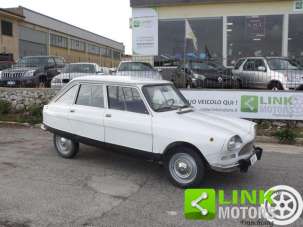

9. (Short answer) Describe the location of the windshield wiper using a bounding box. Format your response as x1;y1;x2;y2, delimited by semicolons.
155;106;178;112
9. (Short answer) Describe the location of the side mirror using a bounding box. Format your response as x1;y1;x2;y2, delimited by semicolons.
257;66;266;72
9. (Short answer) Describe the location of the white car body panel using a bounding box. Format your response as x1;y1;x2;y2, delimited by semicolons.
43;75;257;171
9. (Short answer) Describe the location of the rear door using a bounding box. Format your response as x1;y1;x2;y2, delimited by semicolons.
104;85;153;152
68;83;106;141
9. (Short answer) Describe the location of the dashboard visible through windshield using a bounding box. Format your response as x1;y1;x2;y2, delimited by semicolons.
143;84;190;112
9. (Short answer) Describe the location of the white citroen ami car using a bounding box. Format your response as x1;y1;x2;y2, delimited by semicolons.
42;76;262;188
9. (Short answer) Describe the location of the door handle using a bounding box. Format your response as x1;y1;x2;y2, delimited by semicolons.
70;109;75;113
105;114;112;118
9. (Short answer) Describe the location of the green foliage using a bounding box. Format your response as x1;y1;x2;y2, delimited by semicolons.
0;100;11;115
25;104;43;124
274;128;298;144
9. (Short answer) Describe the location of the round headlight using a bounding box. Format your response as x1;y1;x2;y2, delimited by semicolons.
227;135;243;151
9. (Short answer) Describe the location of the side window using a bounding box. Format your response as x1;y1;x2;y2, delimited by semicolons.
107;86;148;114
91;85;104;108
123;87;148;114
243;59;256;71
107;86;125;110
234;59;245;70
56;85;78;104
254;59;265;69
76;84;104;108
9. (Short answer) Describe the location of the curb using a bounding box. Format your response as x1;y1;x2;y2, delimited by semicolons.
256;136;303;146
0;121;41;128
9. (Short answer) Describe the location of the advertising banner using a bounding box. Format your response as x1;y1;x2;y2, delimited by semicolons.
181;90;303;120
132;8;158;56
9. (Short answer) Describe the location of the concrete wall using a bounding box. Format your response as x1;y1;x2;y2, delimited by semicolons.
0;88;58;112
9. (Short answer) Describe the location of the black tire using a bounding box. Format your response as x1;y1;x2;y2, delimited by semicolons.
164;146;205;188
53;134;79;159
268;81;283;91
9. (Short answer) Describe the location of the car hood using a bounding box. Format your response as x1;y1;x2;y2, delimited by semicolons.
116;71;162;79
161;109;254;138
2;66;38;73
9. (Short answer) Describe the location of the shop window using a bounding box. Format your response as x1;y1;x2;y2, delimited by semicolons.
288;14;303;65
157;18;223;66
227;15;283;66
1;20;13;36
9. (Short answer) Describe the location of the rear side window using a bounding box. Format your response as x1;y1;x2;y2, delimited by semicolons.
76;84;104;108
107;86;148;114
56;85;78;104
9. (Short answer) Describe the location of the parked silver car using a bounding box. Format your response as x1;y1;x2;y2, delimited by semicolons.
51;63;106;89
232;57;303;90
116;61;163;80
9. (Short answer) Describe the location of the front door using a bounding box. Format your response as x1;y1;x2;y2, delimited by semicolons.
104;85;153;152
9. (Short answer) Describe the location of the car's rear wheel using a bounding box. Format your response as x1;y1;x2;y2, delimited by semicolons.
53;134;79;159
164;146;205;188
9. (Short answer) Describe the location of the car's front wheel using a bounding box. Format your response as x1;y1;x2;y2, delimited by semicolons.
53;134;79;159
165;146;205;188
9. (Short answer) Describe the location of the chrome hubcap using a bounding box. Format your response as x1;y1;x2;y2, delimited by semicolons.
55;136;72;155
169;153;197;184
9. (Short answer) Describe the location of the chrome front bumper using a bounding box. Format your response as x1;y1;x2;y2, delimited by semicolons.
211;146;263;173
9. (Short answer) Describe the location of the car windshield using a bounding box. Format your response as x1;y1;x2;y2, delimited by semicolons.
143;84;190;112
119;62;155;72
16;57;50;67
62;64;96;73
267;59;301;70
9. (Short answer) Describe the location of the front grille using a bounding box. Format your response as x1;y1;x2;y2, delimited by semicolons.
2;72;24;79
239;141;254;156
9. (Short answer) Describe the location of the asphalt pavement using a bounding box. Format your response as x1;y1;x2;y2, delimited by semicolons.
0;125;302;227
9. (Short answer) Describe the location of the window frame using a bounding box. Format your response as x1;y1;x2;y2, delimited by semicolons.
1;20;13;36
106;85;150;115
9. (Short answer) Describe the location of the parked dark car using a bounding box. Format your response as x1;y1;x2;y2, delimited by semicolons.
0;56;65;87
172;61;238;89
0;61;13;71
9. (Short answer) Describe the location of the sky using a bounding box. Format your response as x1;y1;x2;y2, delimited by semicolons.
0;0;132;54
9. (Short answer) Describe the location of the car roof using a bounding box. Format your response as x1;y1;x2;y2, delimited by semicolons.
72;75;170;85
